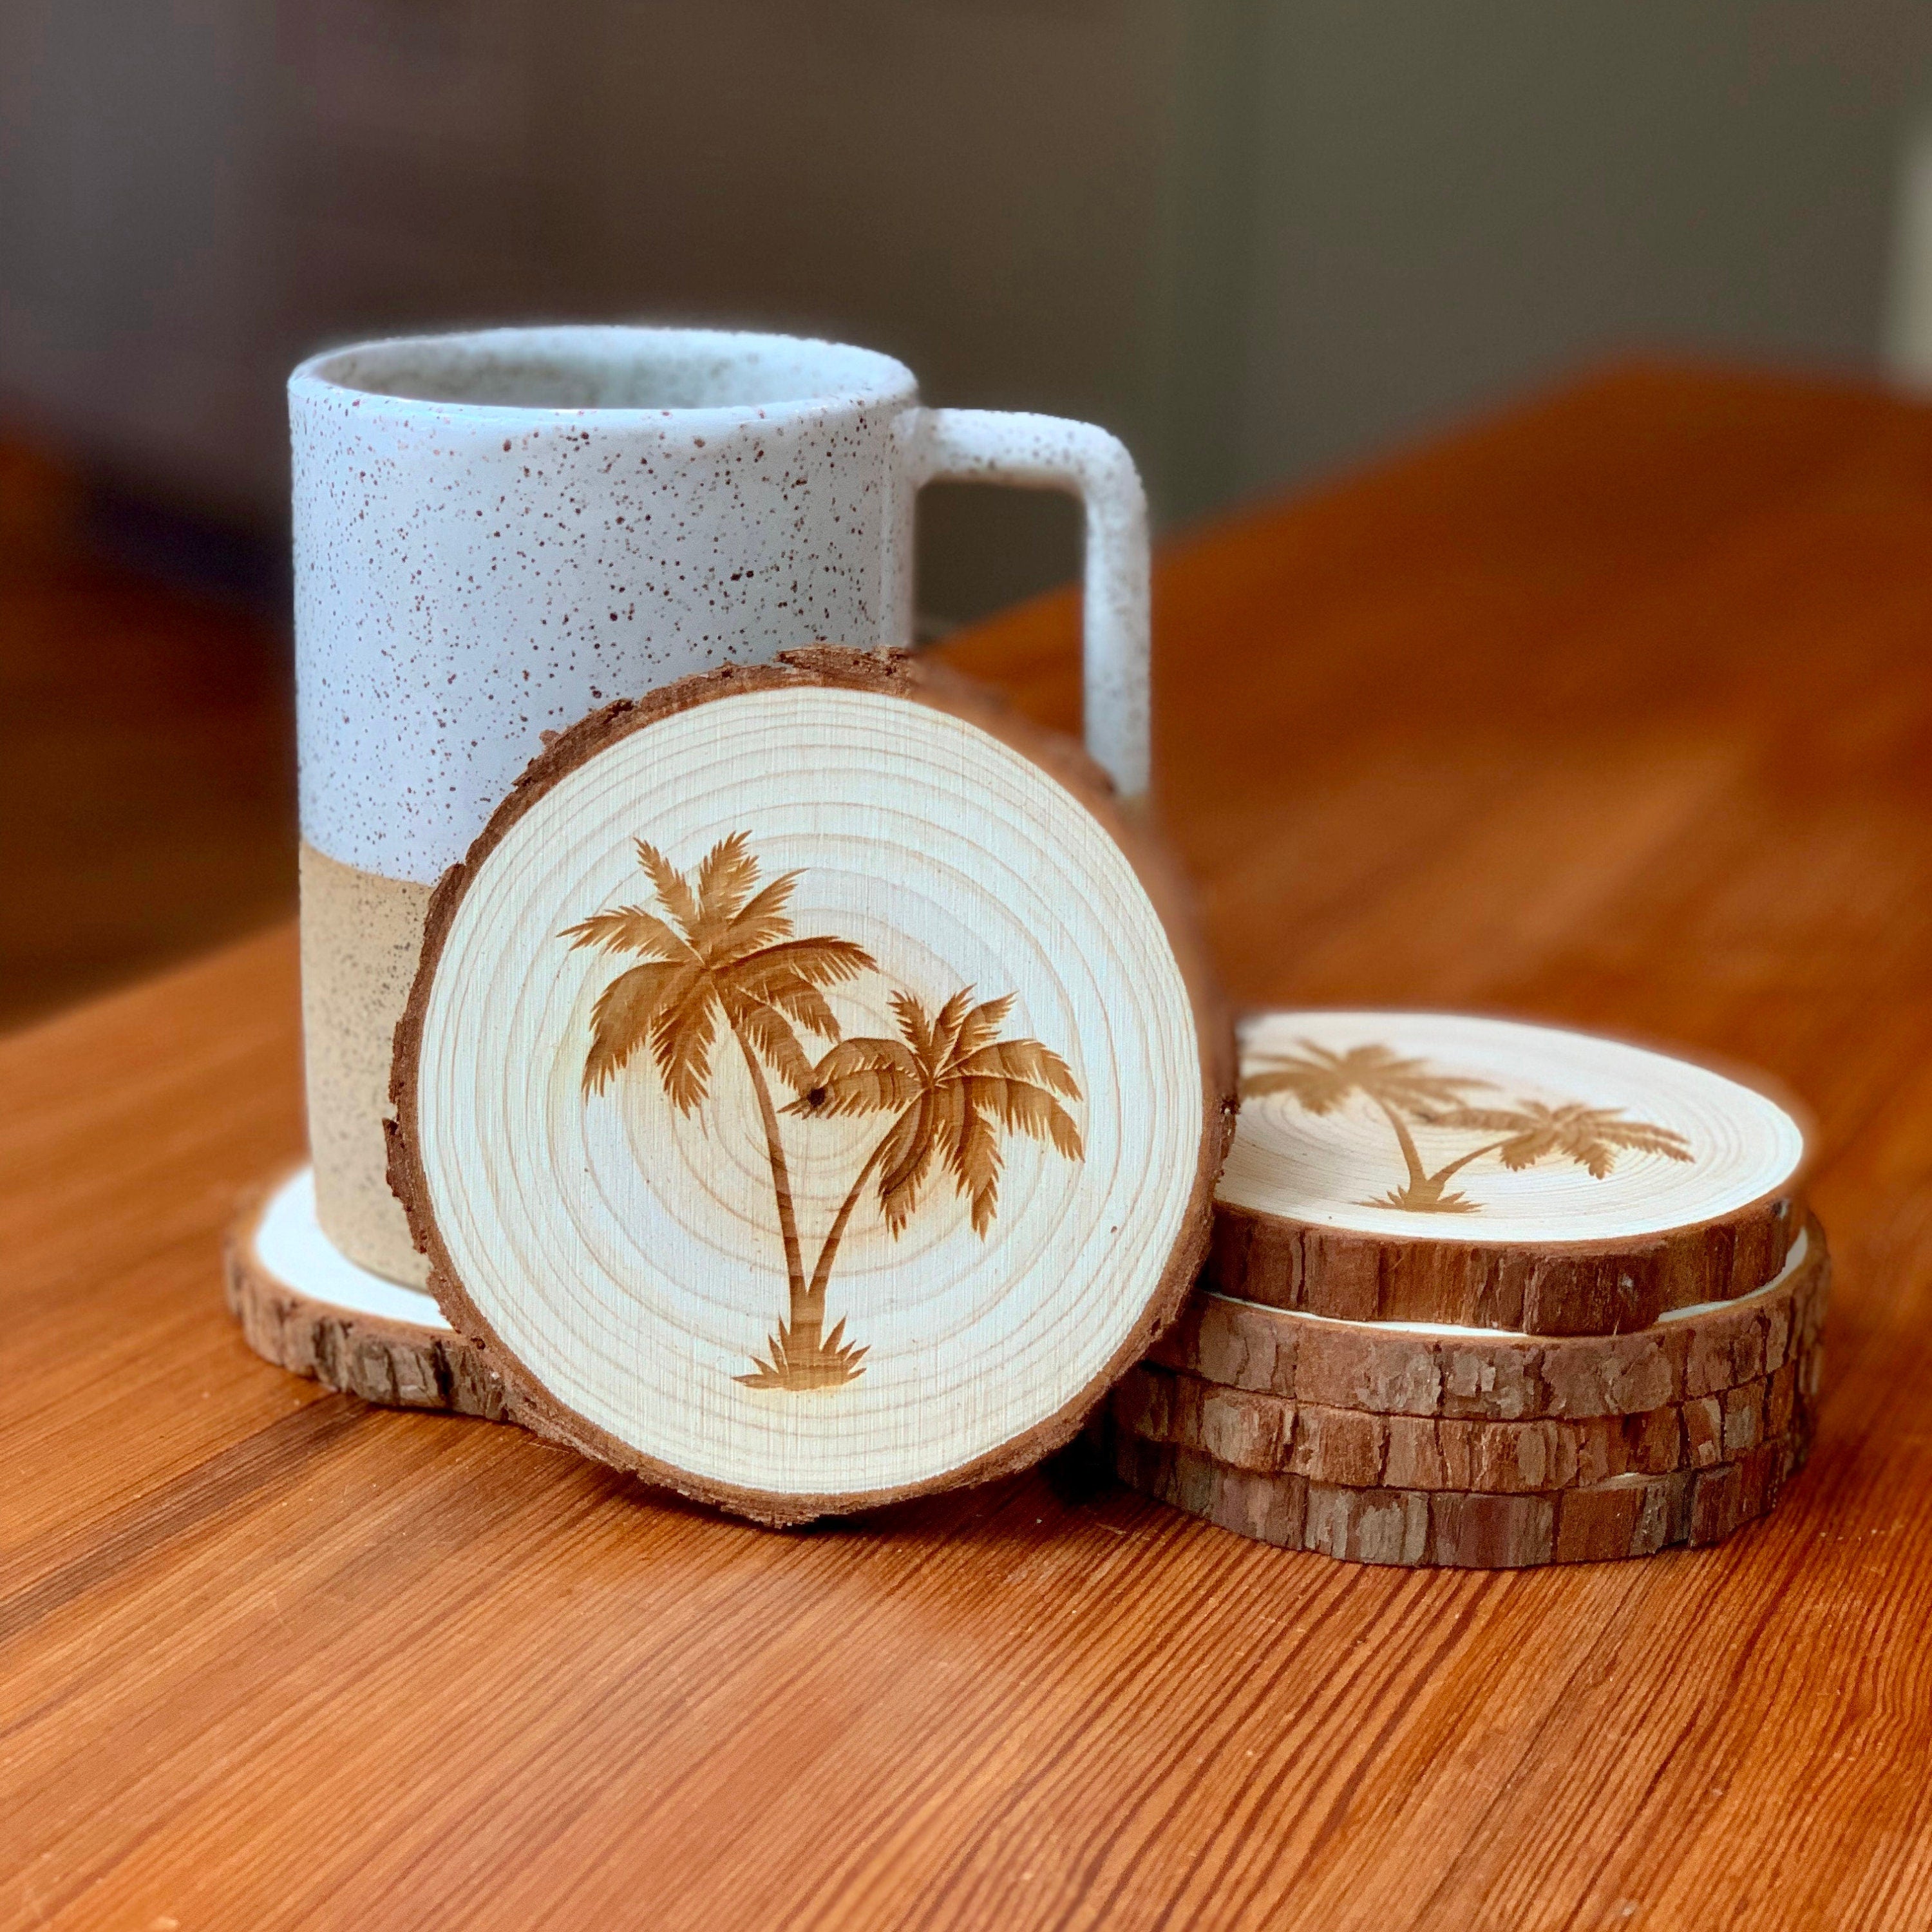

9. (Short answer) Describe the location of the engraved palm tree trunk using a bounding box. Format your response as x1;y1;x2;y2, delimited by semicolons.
1372;1097;1431;1199
801;1133;896;1316
1370;1103;1506;1210
728;1013;812;1351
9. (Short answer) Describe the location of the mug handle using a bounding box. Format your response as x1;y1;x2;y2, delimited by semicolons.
907;410;1151;801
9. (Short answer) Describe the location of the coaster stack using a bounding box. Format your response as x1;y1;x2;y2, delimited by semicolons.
1106;1009;1826;1568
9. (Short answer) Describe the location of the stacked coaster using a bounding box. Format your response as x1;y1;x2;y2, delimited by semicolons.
1107;1009;1825;1567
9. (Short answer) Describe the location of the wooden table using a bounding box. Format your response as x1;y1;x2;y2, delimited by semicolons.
8;366;1932;1929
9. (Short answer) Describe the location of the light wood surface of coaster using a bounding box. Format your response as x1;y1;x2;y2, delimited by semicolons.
1218;1009;1809;1334
1155;1217;1827;1423
1111;1405;1814;1568
390;648;1234;1524
223;1168;506;1417
1115;1338;1819;1490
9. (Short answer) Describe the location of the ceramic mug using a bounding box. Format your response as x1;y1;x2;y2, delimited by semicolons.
288;324;1151;1285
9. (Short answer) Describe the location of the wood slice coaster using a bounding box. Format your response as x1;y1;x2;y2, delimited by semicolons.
1110;1401;1817;1569
1113;1337;1821;1490
388;647;1235;1525
224;1168;506;1417
1217;1009;1810;1334
1154;1217;1828;1423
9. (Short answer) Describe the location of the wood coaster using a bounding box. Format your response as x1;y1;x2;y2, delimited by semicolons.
1216;1009;1810;1334
224;1168;506;1417
1153;1217;1828;1423
388;647;1235;1524
1113;1338;1819;1489
1110;1403;1815;1569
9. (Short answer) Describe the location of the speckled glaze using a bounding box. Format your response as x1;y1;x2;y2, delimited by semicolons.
290;325;1150;883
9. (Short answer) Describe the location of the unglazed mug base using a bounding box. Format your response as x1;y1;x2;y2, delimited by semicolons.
299;843;433;1286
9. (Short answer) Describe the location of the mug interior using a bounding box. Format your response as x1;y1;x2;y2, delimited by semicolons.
298;325;914;415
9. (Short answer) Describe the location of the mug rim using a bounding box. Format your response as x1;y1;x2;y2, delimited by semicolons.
289;323;918;423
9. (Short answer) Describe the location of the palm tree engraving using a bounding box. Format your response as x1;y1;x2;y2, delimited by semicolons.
563;832;875;1385
565;834;1085;1392
777;989;1084;1376
1243;1041;1691;1213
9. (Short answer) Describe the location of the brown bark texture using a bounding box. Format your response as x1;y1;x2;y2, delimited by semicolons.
1211;1180;1805;1336
223;1185;506;1419
1110;1397;1816;1568
1114;1339;1819;1490
1153;1217;1828;1422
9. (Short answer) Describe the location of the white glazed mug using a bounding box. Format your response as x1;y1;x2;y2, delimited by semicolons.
288;324;1151;1286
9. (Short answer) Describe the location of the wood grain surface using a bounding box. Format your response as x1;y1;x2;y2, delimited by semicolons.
390;649;1233;1522
8;366;1932;1927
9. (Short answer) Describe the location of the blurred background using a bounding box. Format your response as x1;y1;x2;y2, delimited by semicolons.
7;0;1932;1027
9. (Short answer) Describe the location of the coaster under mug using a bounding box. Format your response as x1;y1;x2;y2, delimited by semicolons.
225;1168;505;1418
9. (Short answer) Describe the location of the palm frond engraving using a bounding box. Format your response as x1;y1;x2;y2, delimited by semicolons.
1243;1041;1692;1213
1424;1103;1694;1181
565;833;1083;1390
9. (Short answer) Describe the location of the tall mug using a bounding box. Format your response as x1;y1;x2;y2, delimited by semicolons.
289;325;1150;1285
